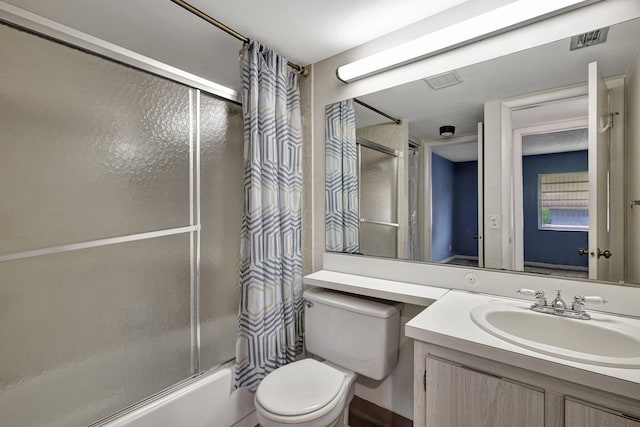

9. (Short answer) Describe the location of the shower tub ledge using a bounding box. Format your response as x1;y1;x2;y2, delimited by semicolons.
103;362;257;427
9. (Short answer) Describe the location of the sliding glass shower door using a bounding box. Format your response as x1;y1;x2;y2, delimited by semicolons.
0;22;243;427
357;138;399;258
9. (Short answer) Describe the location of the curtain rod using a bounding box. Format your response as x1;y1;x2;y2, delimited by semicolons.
170;0;309;77
354;98;401;125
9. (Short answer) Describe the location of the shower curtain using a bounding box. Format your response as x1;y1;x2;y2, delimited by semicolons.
325;100;359;253
235;41;303;391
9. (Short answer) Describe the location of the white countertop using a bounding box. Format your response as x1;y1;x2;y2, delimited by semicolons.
304;270;448;306
303;269;640;399
406;290;640;400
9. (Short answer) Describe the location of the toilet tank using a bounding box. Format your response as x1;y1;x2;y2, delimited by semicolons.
303;288;401;380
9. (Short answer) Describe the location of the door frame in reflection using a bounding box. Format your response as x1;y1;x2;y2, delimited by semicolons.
423;134;482;266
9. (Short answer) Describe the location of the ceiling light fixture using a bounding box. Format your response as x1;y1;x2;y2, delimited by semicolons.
440;126;455;137
336;0;597;82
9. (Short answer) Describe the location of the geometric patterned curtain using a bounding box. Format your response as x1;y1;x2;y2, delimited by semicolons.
235;40;303;391
325;100;359;253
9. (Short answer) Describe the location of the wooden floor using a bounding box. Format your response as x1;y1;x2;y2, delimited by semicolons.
256;396;413;427
349;396;413;427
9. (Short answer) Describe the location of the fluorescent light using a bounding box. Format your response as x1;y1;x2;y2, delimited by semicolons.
336;0;597;82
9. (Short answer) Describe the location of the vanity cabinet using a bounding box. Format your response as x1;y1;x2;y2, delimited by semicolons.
425;357;544;427
565;398;640;427
413;342;640;427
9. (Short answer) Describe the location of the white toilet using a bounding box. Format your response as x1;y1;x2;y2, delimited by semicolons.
254;287;401;427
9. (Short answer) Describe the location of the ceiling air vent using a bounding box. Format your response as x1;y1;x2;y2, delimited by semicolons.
570;27;609;50
424;71;463;90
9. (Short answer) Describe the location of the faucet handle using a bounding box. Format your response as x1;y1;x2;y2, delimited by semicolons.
517;289;546;307
571;296;591;319
580;295;607;305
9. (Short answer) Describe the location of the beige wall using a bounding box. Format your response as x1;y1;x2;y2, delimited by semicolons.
354;304;425;420
308;0;640;417
300;68;315;276
627;47;640;283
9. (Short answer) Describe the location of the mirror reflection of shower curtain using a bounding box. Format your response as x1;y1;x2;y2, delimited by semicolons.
358;139;399;258
408;144;420;260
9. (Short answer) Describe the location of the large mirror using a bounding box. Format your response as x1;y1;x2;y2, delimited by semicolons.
325;17;640;285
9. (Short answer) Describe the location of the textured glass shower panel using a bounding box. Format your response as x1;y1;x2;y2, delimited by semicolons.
0;234;191;427
199;93;244;371
359;147;398;223
0;24;191;255
359;146;398;257
359;222;398;258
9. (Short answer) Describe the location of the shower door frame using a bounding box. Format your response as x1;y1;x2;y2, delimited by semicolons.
0;4;243;426
0;3;239;103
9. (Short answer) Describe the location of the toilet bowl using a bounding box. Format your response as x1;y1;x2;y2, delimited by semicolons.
254;288;401;427
255;359;357;427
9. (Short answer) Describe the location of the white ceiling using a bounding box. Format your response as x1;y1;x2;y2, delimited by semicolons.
356;17;640;141
430;123;589;163
186;0;471;66
511;97;588;129
2;0;481;92
429;98;589;163
432;141;479;162
522;127;588;157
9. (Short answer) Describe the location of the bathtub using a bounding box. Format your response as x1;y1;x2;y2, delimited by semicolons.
103;362;257;427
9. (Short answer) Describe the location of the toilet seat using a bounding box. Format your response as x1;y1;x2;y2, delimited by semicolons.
254;359;356;426
256;359;346;416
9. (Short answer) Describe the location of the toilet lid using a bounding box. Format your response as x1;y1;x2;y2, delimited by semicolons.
256;359;347;416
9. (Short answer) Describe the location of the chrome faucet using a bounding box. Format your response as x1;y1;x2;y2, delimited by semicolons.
517;288;606;320
551;290;567;313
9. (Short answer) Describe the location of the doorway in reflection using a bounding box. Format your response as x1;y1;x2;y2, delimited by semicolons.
428;139;480;267
511;95;591;279
521;129;589;279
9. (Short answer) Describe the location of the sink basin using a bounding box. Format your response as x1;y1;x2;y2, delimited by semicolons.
470;303;640;368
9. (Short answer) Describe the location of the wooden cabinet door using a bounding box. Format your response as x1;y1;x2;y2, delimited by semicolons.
566;398;640;427
425;357;544;427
